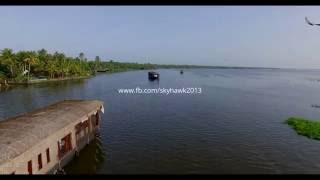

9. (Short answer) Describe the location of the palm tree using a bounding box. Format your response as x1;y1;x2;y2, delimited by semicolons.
95;56;100;63
16;51;29;77
36;49;48;74
94;56;101;71
60;58;71;78
0;48;15;78
24;52;38;81
47;59;56;79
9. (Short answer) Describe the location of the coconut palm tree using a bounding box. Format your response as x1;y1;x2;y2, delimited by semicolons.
15;51;29;77
47;58;56;79
0;48;16;78
24;52;38;81
94;56;101;71
35;49;48;75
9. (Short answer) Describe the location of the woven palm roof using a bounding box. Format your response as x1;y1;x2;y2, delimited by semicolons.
0;100;104;165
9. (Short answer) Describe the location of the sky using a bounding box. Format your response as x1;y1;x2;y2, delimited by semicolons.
1;6;320;68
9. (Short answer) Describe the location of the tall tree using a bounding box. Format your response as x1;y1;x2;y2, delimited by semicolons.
36;49;48;73
0;48;16;78
24;52;38;81
79;52;85;61
47;55;56;79
94;56;101;71
16;51;29;76
95;56;100;62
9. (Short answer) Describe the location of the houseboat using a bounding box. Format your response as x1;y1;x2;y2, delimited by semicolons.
148;71;159;80
0;99;104;174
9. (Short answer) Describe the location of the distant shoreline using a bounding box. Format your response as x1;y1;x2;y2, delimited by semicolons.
7;76;91;85
4;68;150;85
155;64;320;71
1;66;319;87
155;64;281;70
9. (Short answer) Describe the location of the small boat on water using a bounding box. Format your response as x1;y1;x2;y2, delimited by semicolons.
180;70;183;74
148;71;159;80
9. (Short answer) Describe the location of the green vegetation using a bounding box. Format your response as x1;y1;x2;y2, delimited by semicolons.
0;48;279;84
286;117;320;140
0;48;156;83
94;60;156;73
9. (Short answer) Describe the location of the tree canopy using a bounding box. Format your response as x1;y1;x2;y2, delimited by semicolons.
0;48;156;82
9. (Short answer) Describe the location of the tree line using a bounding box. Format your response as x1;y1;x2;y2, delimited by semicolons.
0;48;156;82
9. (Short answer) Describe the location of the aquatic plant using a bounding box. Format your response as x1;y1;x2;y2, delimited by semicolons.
286;117;320;140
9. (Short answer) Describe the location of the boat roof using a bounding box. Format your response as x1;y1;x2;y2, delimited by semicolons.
0;100;104;165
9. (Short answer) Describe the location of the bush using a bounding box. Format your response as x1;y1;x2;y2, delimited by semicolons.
12;74;28;82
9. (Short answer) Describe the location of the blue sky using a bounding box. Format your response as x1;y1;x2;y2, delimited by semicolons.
1;6;320;68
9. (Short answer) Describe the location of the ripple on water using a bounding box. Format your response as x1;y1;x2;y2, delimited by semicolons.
2;69;320;174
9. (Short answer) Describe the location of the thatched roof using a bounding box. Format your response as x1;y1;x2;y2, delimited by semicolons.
0;100;104;165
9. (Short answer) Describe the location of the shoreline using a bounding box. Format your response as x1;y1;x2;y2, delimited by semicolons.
0;67;283;87
6;76;92;85
1;68;154;86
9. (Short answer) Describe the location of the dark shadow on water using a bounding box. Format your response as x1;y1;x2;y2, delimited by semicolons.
32;79;86;90
148;78;160;83
0;79;87;93
0;85;15;92
148;78;160;88
64;135;106;174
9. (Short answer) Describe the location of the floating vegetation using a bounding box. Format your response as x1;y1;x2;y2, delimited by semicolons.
286;117;320;140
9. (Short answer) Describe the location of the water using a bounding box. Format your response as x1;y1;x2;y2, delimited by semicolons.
1;68;320;174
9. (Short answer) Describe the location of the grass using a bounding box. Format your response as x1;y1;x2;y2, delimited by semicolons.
286;117;320;140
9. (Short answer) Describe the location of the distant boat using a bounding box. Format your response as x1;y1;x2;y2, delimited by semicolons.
180;70;183;74
148;71;159;80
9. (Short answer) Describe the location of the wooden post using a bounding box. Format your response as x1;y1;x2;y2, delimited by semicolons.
57;141;61;160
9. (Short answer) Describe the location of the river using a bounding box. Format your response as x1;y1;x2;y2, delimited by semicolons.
1;68;320;174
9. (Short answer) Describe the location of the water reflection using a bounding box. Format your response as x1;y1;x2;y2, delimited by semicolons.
3;69;320;174
0;79;87;93
64;135;106;174
32;79;87;91
0;85;15;92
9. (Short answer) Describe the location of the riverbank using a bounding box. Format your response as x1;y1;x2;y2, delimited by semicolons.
6;76;92;85
1;68;154;86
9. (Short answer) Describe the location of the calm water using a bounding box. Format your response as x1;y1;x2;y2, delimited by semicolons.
1;68;320;174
